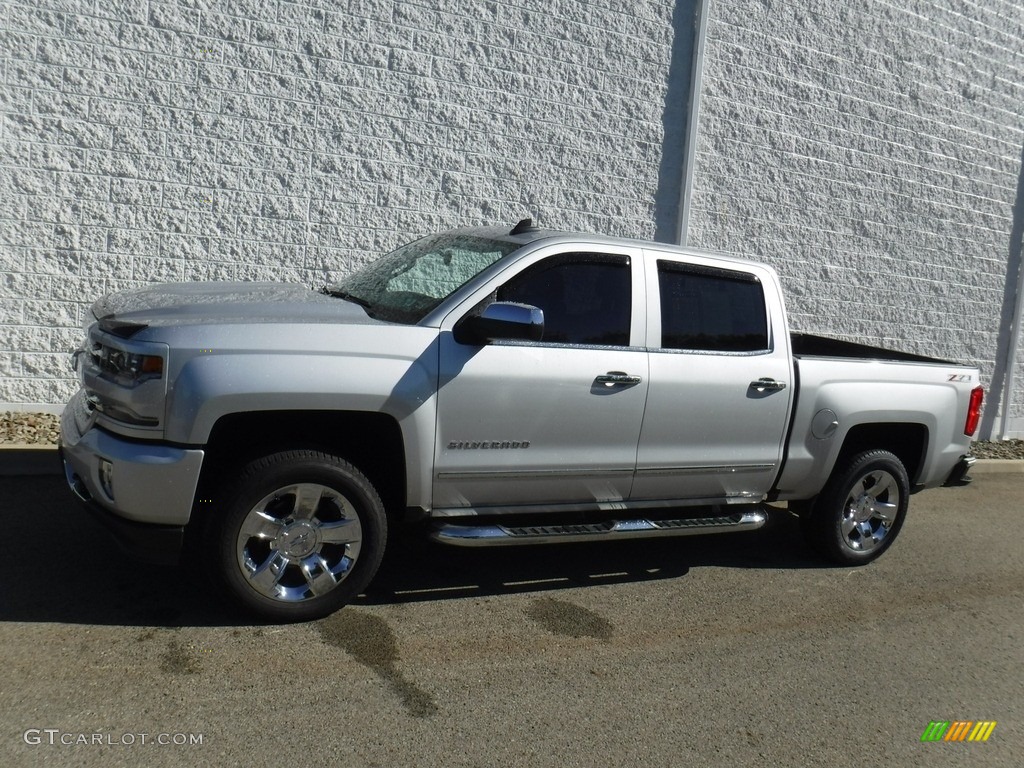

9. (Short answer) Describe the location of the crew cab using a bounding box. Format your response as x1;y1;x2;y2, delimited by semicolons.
60;220;983;621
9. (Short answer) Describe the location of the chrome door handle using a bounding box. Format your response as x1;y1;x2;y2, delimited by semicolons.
596;371;642;386
750;377;787;392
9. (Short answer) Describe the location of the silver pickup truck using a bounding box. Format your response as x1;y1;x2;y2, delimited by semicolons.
60;220;984;621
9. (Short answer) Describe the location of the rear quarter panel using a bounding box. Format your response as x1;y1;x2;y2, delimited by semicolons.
775;357;979;499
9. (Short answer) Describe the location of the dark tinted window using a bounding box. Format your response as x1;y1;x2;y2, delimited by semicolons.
498;255;631;345
658;261;768;352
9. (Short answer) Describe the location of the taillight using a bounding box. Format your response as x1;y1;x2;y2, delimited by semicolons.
964;386;984;436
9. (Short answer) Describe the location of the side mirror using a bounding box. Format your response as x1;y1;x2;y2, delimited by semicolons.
455;302;544;345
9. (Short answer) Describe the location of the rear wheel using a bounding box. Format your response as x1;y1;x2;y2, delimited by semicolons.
802;450;909;565
207;450;387;622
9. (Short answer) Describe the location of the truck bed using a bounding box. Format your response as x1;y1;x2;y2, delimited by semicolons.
791;333;962;366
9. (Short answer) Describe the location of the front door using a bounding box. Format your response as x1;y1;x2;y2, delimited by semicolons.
433;250;649;512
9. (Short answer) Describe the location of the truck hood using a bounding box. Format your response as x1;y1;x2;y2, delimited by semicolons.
92;282;379;335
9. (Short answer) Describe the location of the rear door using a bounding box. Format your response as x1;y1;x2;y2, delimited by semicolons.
631;252;794;503
433;245;649;512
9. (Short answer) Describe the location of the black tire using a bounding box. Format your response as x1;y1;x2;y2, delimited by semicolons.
206;450;387;622
802;449;909;566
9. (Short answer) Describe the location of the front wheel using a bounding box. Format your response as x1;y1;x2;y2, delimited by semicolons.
802;450;909;565
207;451;387;622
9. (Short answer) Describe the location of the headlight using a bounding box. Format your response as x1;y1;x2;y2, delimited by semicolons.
91;343;164;386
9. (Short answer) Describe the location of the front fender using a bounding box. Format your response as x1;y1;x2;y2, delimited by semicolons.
164;341;439;510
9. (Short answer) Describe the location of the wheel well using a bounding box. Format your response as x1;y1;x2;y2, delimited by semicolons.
197;410;407;516
836;423;928;484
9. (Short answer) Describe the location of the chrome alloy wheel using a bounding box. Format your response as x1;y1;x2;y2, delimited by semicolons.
235;483;363;602
839;469;900;553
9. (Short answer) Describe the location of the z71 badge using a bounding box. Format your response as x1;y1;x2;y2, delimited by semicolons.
947;374;973;382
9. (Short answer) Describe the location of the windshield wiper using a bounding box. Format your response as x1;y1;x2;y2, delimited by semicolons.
322;286;372;309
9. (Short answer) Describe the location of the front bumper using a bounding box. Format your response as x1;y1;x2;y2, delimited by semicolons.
60;393;204;563
61;451;185;566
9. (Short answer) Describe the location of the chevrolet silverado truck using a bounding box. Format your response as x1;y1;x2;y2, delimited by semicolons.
60;220;984;621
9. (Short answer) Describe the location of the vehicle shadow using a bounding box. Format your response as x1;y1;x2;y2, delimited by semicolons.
360;508;820;606
0;475;824;627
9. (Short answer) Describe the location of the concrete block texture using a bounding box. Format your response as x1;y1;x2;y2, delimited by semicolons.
1;0;679;407
2;0;1023;439
687;0;1024;437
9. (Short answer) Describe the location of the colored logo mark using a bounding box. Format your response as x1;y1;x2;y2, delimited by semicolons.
921;721;997;742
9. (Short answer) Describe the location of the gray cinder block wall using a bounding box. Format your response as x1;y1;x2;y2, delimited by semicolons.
1;0;680;409
2;0;1023;438
685;0;1024;438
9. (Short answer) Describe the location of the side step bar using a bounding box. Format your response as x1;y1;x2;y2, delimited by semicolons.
430;509;767;547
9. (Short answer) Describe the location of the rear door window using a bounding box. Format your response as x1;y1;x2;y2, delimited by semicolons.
657;261;769;352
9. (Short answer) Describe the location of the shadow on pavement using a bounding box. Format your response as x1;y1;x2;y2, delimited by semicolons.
0;448;61;476
0;475;823;628
361;509;821;607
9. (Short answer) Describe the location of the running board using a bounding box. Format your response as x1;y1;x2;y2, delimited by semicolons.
430;509;768;547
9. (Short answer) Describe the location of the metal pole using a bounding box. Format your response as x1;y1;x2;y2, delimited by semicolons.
999;224;1024;440
676;0;711;247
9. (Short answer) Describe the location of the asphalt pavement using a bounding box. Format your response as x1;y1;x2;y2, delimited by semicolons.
0;471;1021;767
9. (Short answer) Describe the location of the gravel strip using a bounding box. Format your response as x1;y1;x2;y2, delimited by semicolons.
971;439;1024;459
3;411;1023;459
1;412;60;445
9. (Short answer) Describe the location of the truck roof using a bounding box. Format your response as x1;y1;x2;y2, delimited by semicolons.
450;220;767;272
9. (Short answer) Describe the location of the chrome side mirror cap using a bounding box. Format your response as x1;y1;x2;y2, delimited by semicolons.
455;302;544;345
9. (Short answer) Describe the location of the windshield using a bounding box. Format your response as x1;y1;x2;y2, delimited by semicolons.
325;233;519;323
